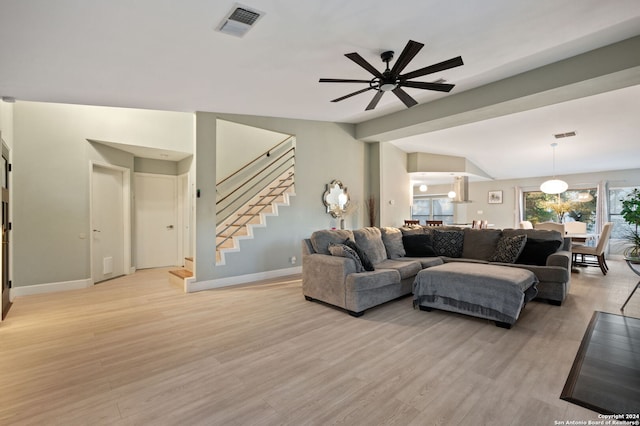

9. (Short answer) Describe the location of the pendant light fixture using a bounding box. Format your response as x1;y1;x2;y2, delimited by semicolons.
540;142;568;194
448;177;456;199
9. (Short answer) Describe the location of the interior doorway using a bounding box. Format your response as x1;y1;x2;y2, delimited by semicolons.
91;163;131;284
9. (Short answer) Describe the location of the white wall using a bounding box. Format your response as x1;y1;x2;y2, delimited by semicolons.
379;143;411;227
0;101;13;149
216;119;290;181
12;101;193;288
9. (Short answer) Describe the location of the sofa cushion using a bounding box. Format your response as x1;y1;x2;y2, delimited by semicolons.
461;229;502;261
402;234;436;257
343;239;375;271
310;229;354;255
502;228;563;244
490;234;528;263
328;243;364;272
432;229;464;258
400;226;425;236
516;238;562;266
353;227;388;265
380;227;406;258
375;259;422;279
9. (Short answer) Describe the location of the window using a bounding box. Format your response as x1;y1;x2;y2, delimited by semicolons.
609;187;637;239
412;196;454;224
523;189;597;232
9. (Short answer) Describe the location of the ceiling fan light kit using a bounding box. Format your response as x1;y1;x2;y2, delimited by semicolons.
319;40;463;111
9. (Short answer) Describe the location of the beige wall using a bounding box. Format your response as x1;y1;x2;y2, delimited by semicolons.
12;101;193;288
195;112;363;281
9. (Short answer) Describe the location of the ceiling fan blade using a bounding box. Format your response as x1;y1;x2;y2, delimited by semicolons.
330;86;375;102
390;40;424;76
365;91;384;111
319;78;372;83
401;80;455;92
345;52;383;78
400;56;464;80
392;87;418;108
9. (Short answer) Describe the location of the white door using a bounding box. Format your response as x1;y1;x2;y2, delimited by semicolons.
92;165;126;283
135;173;178;269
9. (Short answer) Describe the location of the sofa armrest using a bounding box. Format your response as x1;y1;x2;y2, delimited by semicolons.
302;253;357;309
547;250;571;269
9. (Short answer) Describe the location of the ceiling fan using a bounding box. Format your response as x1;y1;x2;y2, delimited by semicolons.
319;40;463;111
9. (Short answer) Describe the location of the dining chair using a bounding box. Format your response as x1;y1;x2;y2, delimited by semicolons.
519;220;533;229
534;221;565;234
572;222;613;275
480;220;489;229
425;220;443;227
404;219;420;226
564;221;587;234
472;220;480;229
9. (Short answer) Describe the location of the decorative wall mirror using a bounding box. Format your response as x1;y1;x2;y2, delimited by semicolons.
323;180;350;218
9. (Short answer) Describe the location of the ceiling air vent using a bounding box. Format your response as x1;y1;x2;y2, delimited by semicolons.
216;4;265;38
553;131;577;139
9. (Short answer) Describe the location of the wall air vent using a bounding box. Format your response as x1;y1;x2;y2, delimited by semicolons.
553;131;577;139
216;4;265;38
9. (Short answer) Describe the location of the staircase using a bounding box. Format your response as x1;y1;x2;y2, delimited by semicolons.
216;169;295;264
169;136;296;288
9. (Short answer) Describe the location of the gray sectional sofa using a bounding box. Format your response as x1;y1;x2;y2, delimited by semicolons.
301;226;571;317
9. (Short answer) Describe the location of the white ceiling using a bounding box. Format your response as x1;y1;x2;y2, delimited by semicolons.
1;0;639;182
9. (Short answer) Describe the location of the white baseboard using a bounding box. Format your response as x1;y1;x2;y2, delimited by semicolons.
186;266;302;293
10;278;93;300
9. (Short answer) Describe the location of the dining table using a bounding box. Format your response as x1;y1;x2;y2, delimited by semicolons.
566;233;598;244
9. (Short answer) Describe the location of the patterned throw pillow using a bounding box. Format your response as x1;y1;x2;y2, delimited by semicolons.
490;234;528;263
432;229;464;258
328;243;365;272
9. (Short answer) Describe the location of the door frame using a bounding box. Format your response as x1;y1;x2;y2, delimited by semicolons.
177;172;190;264
89;161;132;284
1;137;10;320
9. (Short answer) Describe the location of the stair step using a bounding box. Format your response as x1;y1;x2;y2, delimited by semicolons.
169;269;193;279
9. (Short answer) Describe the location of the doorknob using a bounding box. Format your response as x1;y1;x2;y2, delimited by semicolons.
93;229;101;232
166;225;174;229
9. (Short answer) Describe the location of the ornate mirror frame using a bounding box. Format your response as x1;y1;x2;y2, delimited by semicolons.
323;180;350;218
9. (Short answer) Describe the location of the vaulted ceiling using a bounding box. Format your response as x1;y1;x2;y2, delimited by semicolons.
1;0;639;182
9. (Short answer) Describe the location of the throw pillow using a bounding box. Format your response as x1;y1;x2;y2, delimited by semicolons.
402;234;437;257
343;239;375;271
380;227;406;258
352;227;388;265
490;234;528;263
328;243;365;272
432;229;464;258
516;238;562;266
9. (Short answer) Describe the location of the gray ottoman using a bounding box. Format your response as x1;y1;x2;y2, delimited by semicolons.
413;262;538;328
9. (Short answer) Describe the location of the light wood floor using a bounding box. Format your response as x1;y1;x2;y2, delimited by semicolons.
1;260;639;425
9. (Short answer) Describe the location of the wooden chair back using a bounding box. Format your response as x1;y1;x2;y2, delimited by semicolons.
425;220;443;227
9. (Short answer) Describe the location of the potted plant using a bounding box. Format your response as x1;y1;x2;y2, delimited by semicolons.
621;188;640;259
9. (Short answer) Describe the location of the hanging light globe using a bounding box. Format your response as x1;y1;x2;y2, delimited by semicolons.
540;142;568;194
540;179;568;194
